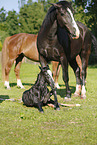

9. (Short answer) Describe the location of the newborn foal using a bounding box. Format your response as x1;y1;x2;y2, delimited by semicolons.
22;66;55;112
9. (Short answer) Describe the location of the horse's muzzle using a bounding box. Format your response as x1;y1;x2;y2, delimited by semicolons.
71;31;80;39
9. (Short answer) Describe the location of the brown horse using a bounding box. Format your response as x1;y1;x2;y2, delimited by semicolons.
1;33;62;89
2;33;82;90
2;33;38;89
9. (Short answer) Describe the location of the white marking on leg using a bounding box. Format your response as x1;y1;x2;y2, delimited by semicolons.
67;8;80;39
81;85;86;98
55;82;60;89
47;70;54;81
4;81;10;89
74;84;81;96
17;79;25;89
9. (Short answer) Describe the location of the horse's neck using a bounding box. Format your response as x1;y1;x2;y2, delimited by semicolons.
39;10;57;39
35;73;45;86
48;21;57;38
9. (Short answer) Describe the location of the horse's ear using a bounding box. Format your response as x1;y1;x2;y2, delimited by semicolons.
69;1;72;5
39;66;41;70
46;64;49;70
49;2;61;9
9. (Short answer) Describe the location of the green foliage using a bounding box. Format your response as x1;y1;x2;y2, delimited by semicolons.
6;10;20;35
0;7;6;22
0;7;7;31
0;63;97;144
0;30;9;44
74;0;97;37
19;2;46;34
0;41;2;51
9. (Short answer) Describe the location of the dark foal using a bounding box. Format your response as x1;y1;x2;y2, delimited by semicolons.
22;65;56;112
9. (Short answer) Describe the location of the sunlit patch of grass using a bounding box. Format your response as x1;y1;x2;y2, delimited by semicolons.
0;63;97;145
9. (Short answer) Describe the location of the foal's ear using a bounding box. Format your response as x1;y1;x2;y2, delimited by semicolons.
49;2;61;9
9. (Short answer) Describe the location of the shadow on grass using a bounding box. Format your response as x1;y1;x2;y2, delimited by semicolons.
0;95;9;103
57;84;76;98
88;65;97;69
10;83;33;88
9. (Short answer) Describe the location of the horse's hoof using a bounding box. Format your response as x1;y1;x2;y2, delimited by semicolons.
64;97;71;102
21;86;25;89
73;92;80;97
56;107;60;111
5;86;11;90
55;83;60;89
40;111;44;113
39;110;44;113
81;94;86;99
17;85;25;89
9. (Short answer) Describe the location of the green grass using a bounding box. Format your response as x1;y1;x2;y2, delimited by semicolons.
0;63;97;145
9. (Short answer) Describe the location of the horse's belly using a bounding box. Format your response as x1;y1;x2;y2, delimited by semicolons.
23;45;39;61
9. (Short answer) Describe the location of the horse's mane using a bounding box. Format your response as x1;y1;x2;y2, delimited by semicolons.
40;1;73;29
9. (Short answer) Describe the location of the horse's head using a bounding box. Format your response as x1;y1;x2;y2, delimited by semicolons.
50;1;80;39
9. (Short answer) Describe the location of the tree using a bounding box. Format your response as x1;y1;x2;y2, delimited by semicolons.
5;10;20;35
0;7;7;31
18;2;46;34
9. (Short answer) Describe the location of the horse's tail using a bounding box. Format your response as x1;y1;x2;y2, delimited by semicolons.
1;37;9;81
91;33;97;56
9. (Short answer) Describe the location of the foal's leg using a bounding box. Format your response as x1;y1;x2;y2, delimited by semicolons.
37;102;44;113
4;59;14;89
52;61;61;89
40;55;60;110
14;53;25;89
69;58;82;97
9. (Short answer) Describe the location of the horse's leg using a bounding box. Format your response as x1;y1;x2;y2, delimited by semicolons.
76;55;82;79
52;61;61;89
39;55;60;110
81;47;91;99
60;55;71;100
69;58;82;97
14;53;25;89
4;59;14;89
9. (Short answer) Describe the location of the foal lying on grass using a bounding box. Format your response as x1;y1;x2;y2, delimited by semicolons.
22;65;58;113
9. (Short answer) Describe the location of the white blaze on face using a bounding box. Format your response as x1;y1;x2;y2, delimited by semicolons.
67;8;80;39
47;70;54;81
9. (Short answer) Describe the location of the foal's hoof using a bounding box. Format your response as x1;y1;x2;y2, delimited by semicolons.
64;97;71;102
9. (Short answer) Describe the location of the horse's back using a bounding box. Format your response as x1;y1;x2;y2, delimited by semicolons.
21;34;39;61
4;33;39;61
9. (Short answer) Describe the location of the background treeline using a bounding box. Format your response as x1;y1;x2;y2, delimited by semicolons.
0;0;97;64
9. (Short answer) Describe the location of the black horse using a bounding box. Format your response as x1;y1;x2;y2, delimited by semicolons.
22;65;56;112
37;0;80;105
58;21;97;98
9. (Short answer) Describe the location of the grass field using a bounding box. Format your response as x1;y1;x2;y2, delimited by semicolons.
0;63;97;145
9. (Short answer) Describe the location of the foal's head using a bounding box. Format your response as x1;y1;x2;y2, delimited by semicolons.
50;1;80;39
39;65;53;84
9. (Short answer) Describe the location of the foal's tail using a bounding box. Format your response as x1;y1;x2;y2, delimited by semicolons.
1;37;9;81
91;33;97;56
